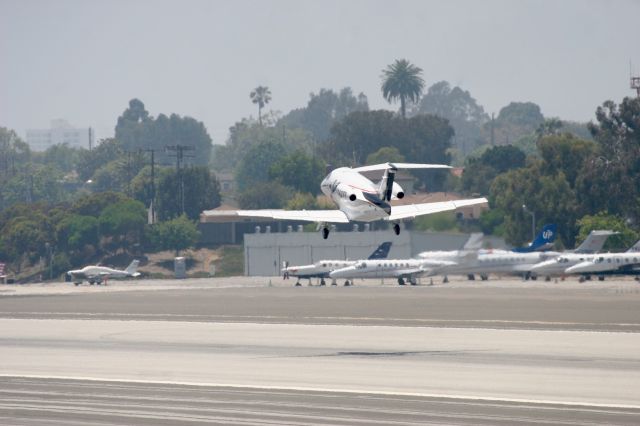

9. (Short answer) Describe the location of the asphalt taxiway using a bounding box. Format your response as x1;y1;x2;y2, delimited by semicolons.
1;276;640;425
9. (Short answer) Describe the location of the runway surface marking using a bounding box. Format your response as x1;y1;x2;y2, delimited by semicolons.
3;312;639;331
2;318;640;409
2;374;640;411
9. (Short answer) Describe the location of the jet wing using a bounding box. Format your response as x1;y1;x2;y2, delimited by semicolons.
386;198;488;221
225;209;350;223
352;162;451;173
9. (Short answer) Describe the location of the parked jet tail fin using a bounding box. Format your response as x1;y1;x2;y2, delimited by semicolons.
575;230;618;253
626;239;640;253
512;224;557;253
125;260;140;275
462;233;484;250
368;242;392;260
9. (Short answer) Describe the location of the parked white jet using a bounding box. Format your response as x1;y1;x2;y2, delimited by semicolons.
529;230;618;279
282;242;392;286
67;260;141;286
564;239;640;279
203;163;487;239
329;233;483;285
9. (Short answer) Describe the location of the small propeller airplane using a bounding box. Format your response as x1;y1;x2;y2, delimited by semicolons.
67;260;141;286
203;162;487;239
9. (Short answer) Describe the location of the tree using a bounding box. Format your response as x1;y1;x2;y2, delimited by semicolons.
576;212;639;252
237;182;292;209
75;138;125;182
56;214;99;251
490;102;545;145
72;191;129;218
491;164;578;248
381;59;424;119
577;97;640;224
213;118;313;171
537;134;597;188
278;87;369;142
235;141;287;191
323;110;452;168
148;214;200;255
462;145;526;195
269;150;325;194
365;146;405;165
250;86;272;126
98;199;147;254
0;164;66;208
412;81;489;161
156;166;221;221
114;99;213;166
39;143;80;174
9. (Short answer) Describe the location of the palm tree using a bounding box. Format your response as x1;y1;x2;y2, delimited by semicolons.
250;86;272;126
381;59;424;119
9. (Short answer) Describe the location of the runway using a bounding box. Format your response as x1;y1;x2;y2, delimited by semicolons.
1;277;640;424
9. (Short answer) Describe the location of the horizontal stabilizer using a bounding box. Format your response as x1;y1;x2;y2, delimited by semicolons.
386;197;488;221
204;209;350;224
353;162;451;173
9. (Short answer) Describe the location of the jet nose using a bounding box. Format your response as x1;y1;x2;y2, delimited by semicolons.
329;267;354;279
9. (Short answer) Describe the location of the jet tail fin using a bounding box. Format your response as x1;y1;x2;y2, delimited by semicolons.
377;168;396;202
575;230;618;253
125;260;140;275
626;239;640;253
462;233;484;250
368;242;392;259
512;224;557;253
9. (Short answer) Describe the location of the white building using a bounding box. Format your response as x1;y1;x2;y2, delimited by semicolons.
26;119;93;152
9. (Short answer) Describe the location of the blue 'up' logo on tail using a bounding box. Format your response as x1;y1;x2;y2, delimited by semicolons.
368;242;392;259
513;224;557;252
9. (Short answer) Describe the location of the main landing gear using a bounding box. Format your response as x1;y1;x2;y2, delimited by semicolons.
322;227;330;239
393;223;401;235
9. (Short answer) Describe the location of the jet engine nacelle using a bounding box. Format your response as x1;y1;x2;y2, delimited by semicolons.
334;183;358;202
391;182;405;200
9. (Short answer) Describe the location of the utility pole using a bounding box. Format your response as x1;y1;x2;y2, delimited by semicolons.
490;113;495;146
88;127;93;151
631;62;640;98
522;204;536;243
165;145;195;215
145;149;156;224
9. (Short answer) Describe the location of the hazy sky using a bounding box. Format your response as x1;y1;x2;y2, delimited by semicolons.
1;0;639;144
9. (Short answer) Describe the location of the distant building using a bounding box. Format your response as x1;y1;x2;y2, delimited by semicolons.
26;119;93;152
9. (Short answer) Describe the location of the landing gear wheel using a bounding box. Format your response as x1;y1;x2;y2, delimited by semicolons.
409;279;417;286
320;279;326;286
393;223;400;236
344;280;351;286
443;276;449;284
295;282;301;287
322;227;330;239
398;277;405;286
467;274;475;281
480;274;488;281
579;276;586;283
598;276;605;281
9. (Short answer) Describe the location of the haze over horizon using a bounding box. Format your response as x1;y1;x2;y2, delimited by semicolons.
1;0;639;145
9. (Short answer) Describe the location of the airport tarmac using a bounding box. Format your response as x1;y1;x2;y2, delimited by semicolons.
2;276;640;425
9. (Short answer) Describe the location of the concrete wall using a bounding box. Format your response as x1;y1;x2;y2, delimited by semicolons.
244;230;411;276
244;230;508;276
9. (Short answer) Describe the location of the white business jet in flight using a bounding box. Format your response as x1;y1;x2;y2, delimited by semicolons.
203;163;487;239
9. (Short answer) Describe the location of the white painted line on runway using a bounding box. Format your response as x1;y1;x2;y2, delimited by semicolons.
2;312;639;331
2;374;640;411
